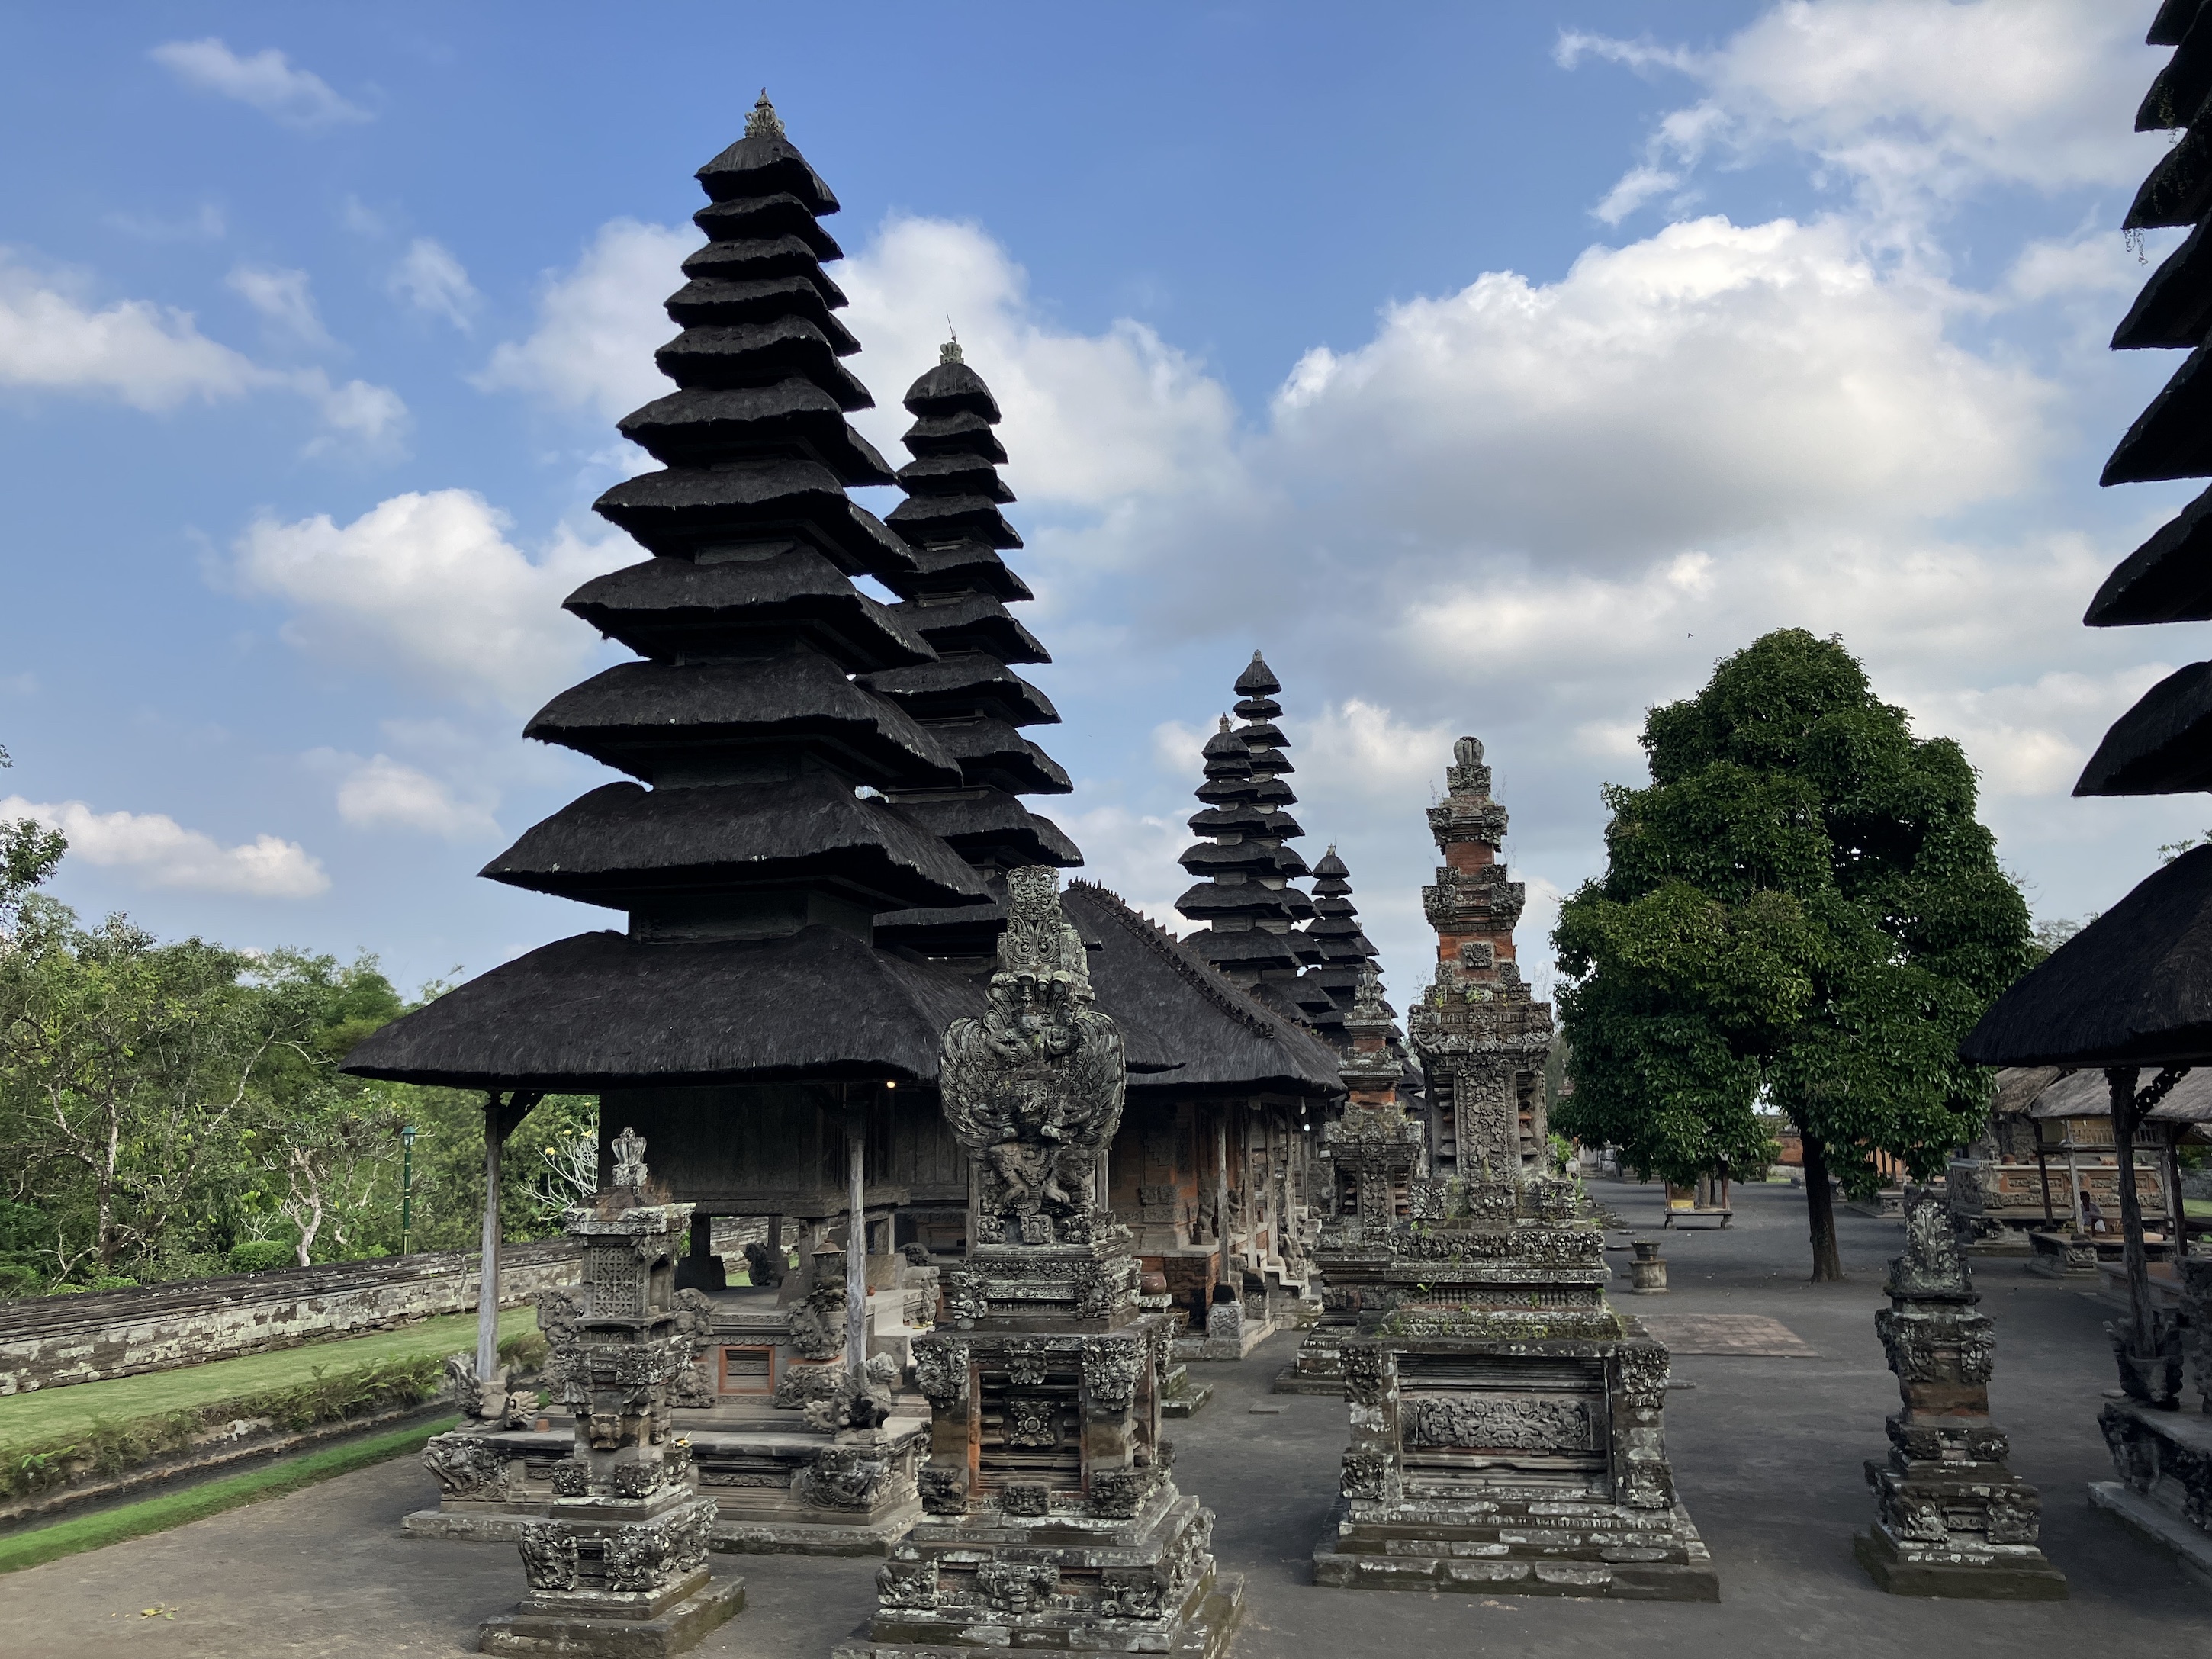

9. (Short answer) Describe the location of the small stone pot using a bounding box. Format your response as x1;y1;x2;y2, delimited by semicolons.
1629;1240;1668;1294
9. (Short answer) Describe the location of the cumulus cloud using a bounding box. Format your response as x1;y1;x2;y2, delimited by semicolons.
231;489;630;712
227;264;329;345
0;253;404;451
150;38;369;130
1560;0;2159;229
475;220;689;421
0;795;326;897
388;237;478;330
327;753;501;840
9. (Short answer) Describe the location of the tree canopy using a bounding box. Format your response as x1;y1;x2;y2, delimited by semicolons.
1550;629;2034;1278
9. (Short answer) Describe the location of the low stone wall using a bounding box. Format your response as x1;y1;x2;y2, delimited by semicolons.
0;1241;582;1394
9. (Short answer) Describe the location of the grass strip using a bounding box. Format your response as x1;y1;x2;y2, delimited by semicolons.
0;1413;460;1576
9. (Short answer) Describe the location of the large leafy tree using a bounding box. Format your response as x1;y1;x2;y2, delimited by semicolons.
1551;629;2034;1280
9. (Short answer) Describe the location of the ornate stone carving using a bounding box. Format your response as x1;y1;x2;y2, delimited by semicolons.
1340;1450;1388;1500
422;1431;506;1498
1087;1465;1160;1519
998;1481;1051;1517
1097;1571;1165;1619
876;1560;940;1609
1341;1346;1386;1406
940;868;1125;1243
912;1338;969;1407
1003;1397;1059;1448
1405;1394;1591;1452
517;1522;579;1591
796;1445;895;1511
1082;1336;1143;1406
976;1561;1059;1614
918;1466;969;1516
786;1275;847;1362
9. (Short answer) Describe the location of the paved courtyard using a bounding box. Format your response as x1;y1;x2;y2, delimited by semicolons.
1;1180;2203;1657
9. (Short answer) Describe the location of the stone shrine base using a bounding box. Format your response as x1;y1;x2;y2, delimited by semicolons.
1310;1499;1719;1600
478;1571;745;1658
1850;1527;2068;1600
2091;1402;2212;1587
406;1506;914;1556
834;1571;1244;1659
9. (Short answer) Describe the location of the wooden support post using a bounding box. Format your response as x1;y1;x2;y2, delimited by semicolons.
847;1089;868;1378
1215;1114;1231;1297
2108;1068;2154;1355
475;1089;542;1397
2165;1127;2190;1259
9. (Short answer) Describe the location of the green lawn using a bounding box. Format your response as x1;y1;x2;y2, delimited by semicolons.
0;1414;461;1575
0;1307;535;1448
2187;1198;2212;1220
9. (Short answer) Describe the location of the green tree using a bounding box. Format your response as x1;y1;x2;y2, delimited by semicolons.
0;741;66;934
1551;630;2034;1280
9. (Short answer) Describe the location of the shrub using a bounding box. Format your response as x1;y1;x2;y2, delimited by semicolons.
227;1241;296;1275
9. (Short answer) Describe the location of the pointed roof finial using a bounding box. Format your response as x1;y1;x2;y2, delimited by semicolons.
747;88;785;140
940;317;963;365
1217;714;1233;734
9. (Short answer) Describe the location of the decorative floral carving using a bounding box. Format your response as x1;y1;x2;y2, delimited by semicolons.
998;1481;1050;1516
918;1465;969;1516
913;1338;969;1407
517;1522;579;1591
1097;1571;1165;1619
876;1559;940;1609
421;1431;506;1498
796;1445;895;1511
549;1458;589;1498
1003;1396;1059;1449
976;1561;1059;1614
1082;1337;1143;1406
1341;1450;1388;1500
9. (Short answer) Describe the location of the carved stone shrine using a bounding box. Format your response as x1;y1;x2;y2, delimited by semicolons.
837;867;1243;1657
1276;968;1424;1396
1854;1191;2066;1598
477;1128;745;1656
1310;736;1715;1600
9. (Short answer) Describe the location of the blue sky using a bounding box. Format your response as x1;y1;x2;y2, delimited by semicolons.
0;1;2198;1004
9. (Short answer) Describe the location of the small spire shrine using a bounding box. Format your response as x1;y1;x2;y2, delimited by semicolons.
1174;654;1315;1015
1407;735;1553;1178
344;96;992;1091
869;342;1081;960
1301;845;1381;1050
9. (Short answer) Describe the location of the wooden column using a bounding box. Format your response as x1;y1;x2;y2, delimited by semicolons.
846;1090;869;1376
476;1089;542;1395
2108;1067;2154;1354
1215;1113;1231;1295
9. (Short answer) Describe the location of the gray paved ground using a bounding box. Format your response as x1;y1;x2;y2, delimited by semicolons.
2;1179;2205;1657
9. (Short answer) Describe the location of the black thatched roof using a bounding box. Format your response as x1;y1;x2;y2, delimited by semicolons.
2102;345;2212;484
2151;0;2207;50
525;645;962;789
696;109;840;213
564;547;931;670
616;381;892;479
887;789;1080;867
860;652;1059;726
922;718;1072;795
886;490;1023;551
1063;883;1341;1098
2128;124;2212;233
343;926;980;1090
594;459;913;574
2073;659;2212;795
664;275;857;340
895;452;1013;501
1960;844;2212;1066
482;775;992;912
2085;482;2212;625
1234;651;1281;697
1183;926;1305;970
903;358;1002;421
690;191;841;257
904;410;1008;464
894;592;1049;665
878;538;1030;603
2111;220;2212;351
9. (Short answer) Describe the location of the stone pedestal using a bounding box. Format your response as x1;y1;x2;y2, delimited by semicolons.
1310;1175;1715;1600
1855;1194;2066;1600
838;868;1243;1658
477;1132;744;1655
2089;1255;2212;1583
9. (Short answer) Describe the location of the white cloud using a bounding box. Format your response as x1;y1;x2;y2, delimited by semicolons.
104;203;227;242
1561;1;2160;230
150;39;369;130
231;489;630;712
1297;700;1458;799
227;264;329;345
297;370;410;457
1053;798;1190;927
839;217;1239;507
0;795;327;897
327;754;501;840
475;219;690;421
388;237;478;330
0;252;264;410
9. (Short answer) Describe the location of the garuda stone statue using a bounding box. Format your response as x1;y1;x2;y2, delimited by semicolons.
940;866;1125;1245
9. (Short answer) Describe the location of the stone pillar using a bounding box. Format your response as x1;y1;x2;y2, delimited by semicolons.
477;1128;745;1655
838;868;1243;1657
1854;1191;2066;1599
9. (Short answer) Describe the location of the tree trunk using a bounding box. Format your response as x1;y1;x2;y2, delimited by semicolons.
1800;1130;1844;1282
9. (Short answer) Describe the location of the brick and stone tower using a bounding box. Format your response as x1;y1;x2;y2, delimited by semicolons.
1175;654;1315;1014
1408;735;1554;1178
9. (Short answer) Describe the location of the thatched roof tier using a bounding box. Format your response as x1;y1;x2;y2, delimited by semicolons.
690;191;842;257
616;382;893;479
2140;20;2212;130
664;272;854;335
888;789;1081;868
859;652;1059;726
893;593;1049;664
2112;222;2212;352
1182;926;1305;971
564;548;932;670
2024;1065;2212;1127
877;538;1031;603
2151;0;2208;50
2073;659;2212;795
525;644;963;788
695;117;841;212
903;410;1008;464
2084;484;2212;625
1960;844;2212;1066
2101;346;2212;484
593;458;915;574
2127;125;2212;233
1178;841;1311;879
1063;883;1342;1096
885;490;1024;551
1174;881;1314;923
922;719;1073;795
653;315;871;400
902;358;1003;422
344;926;980;1090
679;234;850;288
1234;654;1281;699
896;451;1014;502
481;776;992;911
1188;803;1304;840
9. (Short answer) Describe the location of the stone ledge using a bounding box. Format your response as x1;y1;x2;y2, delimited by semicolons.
2089;1480;2212;1589
829;1571;1243;1659
1268;1367;1344;1397
1159;1378;1214;1417
478;1574;744;1657
1311;1538;1720;1600
403;1507;915;1557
